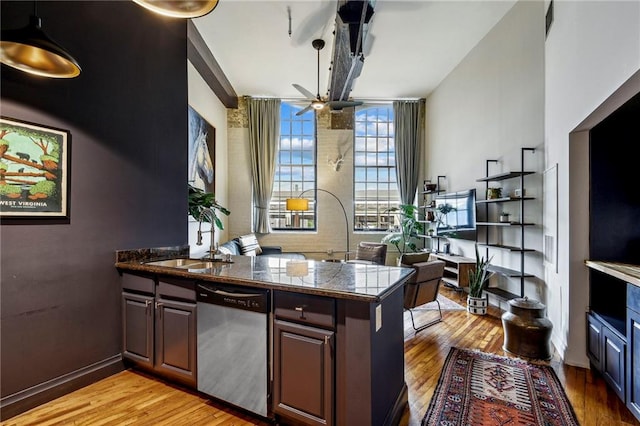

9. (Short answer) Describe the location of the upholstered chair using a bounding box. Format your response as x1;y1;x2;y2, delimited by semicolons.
400;252;446;332
346;242;388;265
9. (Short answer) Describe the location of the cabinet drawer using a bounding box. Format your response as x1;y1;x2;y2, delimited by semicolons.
274;292;335;330
122;273;155;294
158;279;196;301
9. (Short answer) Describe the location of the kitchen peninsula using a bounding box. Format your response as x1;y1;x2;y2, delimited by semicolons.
115;247;414;426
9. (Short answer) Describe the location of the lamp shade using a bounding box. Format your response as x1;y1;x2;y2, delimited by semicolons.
286;198;309;211
132;0;219;18
0;15;81;78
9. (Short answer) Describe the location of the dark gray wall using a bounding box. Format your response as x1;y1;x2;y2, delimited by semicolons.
0;0;188;415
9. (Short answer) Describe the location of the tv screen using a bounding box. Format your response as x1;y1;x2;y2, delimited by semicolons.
433;189;477;240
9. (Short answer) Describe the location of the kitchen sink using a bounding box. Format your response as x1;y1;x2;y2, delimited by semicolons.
144;258;204;268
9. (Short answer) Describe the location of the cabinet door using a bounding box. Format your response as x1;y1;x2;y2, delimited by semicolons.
155;297;197;386
273;319;334;426
587;313;602;369
627;308;640;421
122;292;154;368
602;325;626;401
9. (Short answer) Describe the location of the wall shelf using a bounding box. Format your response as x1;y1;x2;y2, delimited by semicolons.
476;147;536;300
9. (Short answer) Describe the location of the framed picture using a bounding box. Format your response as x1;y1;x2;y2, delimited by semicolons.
0;117;70;219
188;105;215;193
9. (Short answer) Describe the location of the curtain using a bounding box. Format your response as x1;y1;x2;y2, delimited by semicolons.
393;99;425;205
247;97;281;233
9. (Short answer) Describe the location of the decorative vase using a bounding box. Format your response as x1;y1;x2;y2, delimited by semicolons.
499;214;510;223
467;295;488;315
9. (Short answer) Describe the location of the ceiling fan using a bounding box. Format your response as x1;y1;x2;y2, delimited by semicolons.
293;38;363;116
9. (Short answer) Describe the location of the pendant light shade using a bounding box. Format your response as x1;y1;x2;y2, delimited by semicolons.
1;15;81;78
132;0;219;18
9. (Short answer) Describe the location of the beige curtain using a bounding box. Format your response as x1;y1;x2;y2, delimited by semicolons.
393;99;425;204
247;97;281;233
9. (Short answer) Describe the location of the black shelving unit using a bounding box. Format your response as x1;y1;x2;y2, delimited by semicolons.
417;175;446;252
476;147;536;300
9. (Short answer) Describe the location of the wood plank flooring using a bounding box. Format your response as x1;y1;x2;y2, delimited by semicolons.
2;287;638;426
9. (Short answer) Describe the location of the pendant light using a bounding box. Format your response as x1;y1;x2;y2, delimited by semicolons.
0;2;81;78
132;0;219;18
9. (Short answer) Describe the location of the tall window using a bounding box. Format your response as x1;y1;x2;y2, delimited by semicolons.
269;102;316;230
354;105;399;231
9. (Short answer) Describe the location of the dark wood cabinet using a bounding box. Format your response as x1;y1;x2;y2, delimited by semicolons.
122;292;154;368
273;291;336;426
121;274;197;388
587;311;626;401
587;263;640;422
154;297;197;385
627;304;640;419
602;323;626;400
273;319;334;426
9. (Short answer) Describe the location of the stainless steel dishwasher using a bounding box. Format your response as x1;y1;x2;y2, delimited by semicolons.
197;282;270;417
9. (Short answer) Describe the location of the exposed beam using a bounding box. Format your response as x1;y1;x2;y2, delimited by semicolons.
187;21;238;108
328;0;373;103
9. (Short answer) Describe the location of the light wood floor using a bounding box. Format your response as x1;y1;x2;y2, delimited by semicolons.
2;287;638;426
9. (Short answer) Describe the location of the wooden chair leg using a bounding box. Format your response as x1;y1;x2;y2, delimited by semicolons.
407;300;443;333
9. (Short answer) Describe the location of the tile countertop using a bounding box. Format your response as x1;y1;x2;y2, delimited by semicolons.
115;247;415;303
585;260;640;287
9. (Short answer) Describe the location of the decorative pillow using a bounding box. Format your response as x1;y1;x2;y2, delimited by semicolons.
237;234;262;256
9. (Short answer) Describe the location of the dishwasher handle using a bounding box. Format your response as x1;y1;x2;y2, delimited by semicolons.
197;284;269;313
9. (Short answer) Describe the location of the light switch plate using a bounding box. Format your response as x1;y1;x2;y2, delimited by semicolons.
375;304;382;331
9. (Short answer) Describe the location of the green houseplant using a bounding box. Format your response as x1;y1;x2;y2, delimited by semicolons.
188;183;230;231
381;204;425;255
467;244;493;315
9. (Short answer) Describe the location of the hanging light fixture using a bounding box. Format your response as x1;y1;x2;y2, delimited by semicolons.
132;0;219;18
0;2;81;79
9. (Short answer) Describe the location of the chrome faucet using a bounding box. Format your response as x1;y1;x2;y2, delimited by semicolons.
197;208;218;259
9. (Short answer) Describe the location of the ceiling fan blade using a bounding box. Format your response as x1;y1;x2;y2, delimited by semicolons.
295;104;314;116
327;100;364;110
292;84;316;100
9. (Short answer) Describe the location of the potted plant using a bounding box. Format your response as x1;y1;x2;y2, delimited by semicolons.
467;244;493;315
188;183;230;230
381;204;425;259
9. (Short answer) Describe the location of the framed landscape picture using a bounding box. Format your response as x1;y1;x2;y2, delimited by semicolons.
0;117;70;219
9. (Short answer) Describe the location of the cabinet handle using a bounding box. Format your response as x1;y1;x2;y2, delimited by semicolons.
145;300;151;315
324;336;329;344
155;302;163;319
294;306;306;319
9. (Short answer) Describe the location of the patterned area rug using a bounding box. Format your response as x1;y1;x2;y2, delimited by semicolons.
422;347;579;426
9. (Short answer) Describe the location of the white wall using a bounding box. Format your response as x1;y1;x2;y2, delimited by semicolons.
187;61;229;257
424;1;545;297
544;0;640;366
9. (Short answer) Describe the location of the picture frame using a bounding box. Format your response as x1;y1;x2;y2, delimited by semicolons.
188;105;215;194
0;117;70;219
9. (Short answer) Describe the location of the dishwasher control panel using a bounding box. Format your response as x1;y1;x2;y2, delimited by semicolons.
197;283;269;313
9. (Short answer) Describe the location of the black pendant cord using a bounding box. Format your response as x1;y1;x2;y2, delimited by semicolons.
316;47;320;99
33;0;37;16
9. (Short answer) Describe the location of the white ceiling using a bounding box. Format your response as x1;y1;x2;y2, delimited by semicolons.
192;0;517;101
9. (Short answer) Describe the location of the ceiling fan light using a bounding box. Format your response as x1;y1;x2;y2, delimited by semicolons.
311;100;324;110
0;15;81;78
132;0;219;18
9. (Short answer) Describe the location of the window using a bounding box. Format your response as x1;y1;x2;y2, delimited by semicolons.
354;105;399;231
269;102;316;230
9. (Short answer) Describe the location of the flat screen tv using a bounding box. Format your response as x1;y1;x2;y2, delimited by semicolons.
433;189;477;240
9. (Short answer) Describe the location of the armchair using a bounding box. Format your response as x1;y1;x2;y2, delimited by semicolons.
400;252;446;332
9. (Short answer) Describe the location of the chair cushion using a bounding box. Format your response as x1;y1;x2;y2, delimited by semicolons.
355;242;387;265
237;234;263;256
399;252;431;265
